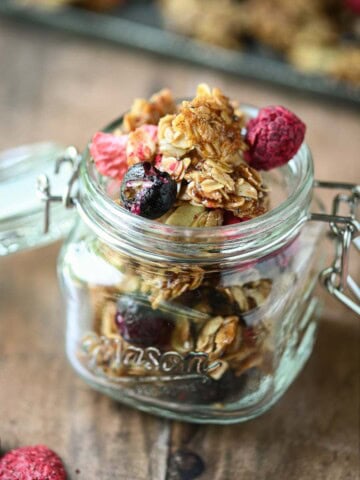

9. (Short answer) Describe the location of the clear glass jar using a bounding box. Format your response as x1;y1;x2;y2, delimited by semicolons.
1;110;358;424
57;113;326;424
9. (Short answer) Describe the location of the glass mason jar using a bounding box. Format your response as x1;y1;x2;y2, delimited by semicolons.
1;108;359;424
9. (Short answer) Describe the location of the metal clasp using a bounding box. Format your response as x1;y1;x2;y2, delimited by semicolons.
310;181;360;315
37;146;80;234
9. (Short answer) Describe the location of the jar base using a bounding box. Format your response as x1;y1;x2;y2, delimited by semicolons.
67;297;321;424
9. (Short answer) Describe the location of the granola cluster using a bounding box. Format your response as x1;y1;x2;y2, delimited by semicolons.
160;0;360;87
81;278;272;391
15;0;123;10
122;89;177;133
158;85;247;163
158;85;268;216
90;84;291;224
140;264;205;308
181;161;268;216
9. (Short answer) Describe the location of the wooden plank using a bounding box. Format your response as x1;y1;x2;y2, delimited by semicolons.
0;244;171;480
165;313;359;480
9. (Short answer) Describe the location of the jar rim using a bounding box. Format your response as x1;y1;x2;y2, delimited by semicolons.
77;105;314;264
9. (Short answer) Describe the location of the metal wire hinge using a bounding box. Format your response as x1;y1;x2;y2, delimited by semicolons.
310;180;360;315
37;146;80;234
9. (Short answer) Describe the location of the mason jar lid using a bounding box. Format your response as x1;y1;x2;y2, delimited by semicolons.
0;142;77;256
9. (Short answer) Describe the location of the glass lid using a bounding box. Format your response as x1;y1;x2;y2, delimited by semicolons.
0;142;77;256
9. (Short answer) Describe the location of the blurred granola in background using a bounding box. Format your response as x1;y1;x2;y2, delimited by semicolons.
15;0;124;11
159;0;360;86
11;0;360;87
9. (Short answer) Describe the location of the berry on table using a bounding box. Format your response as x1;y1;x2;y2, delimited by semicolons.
0;445;66;480
120;162;177;219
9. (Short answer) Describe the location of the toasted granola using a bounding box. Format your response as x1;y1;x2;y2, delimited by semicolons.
229;279;273;312
16;0;123;10
83;276;273;385
159;0;360;87
140;264;205;308
123;88;177;133
159;84;247;164
289;45;360;87
196;316;240;360
155;155;192;181
91;83;289;223
182;160;268;217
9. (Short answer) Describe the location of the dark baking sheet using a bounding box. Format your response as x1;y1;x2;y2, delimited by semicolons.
1;0;359;108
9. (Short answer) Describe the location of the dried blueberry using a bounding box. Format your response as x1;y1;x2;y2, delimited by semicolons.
175;286;242;318
167;449;205;480
120;162;177;219
115;295;174;348
162;368;254;405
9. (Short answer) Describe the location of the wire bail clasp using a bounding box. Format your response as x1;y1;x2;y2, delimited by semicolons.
37;146;81;234
310;181;360;315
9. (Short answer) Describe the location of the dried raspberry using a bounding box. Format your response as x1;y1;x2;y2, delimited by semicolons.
242;327;257;346
223;211;251;225
0;445;66;480
115;295;174;348
245;106;306;171
344;0;360;14
90;131;128;180
126;124;158;165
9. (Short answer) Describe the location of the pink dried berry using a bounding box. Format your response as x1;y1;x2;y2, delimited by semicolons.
0;445;66;480
245;106;306;171
90;131;128;180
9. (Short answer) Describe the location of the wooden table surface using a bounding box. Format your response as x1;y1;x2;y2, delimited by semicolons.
0;17;359;480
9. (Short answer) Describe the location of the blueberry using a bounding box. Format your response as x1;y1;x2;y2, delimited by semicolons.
167;449;205;480
162;368;255;405
175;286;243;319
120;162;177;219
115;295;174;348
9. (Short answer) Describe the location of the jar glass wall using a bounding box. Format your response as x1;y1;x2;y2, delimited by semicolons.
57;122;325;424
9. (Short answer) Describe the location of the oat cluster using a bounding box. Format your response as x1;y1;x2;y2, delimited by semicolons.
91;83;271;225
123;88;177;133
83;278;272;381
160;0;360;87
16;0;122;10
157;84;268;217
140;264;205;308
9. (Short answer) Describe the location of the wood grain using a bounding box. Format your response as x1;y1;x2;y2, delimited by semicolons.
0;17;359;480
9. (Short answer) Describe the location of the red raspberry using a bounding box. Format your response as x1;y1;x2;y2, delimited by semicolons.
243;327;257;346
344;0;360;14
90;131;128;180
0;445;66;480
223;211;251;225
245;106;306;171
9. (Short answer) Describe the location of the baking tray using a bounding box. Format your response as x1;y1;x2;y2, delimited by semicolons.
1;0;359;109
